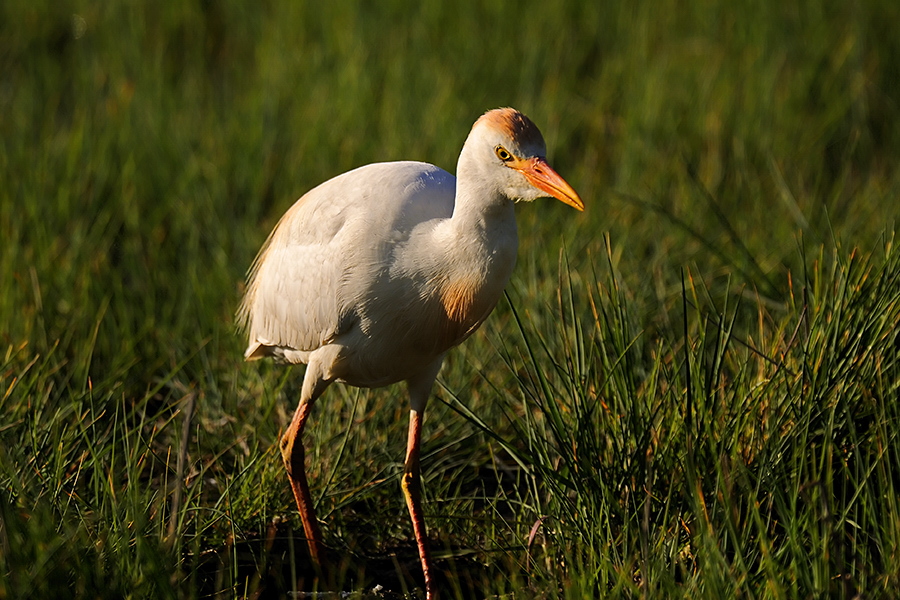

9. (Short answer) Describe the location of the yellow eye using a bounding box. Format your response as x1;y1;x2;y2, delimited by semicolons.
495;145;513;162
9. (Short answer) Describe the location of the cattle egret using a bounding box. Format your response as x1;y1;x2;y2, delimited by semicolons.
238;108;583;598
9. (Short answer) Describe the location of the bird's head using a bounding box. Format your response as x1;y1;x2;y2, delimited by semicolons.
460;108;584;211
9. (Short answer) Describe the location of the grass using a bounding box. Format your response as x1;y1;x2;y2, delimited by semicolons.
2;0;900;597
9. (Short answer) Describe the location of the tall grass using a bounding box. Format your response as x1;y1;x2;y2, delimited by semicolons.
2;0;899;597
465;235;900;597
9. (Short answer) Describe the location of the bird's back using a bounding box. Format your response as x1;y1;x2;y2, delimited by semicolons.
238;161;459;373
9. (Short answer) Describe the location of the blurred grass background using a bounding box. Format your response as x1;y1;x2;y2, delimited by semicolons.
2;0;899;598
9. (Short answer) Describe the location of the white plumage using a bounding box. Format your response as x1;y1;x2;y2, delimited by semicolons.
239;108;582;598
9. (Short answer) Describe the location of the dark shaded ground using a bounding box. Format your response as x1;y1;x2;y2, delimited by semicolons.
194;520;501;599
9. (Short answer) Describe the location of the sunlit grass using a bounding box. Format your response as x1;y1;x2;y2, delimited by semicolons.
2;0;900;598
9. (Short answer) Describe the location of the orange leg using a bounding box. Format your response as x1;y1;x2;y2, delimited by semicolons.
280;397;325;566
401;408;436;599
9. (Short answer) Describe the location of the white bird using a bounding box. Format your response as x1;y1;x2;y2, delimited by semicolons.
238;108;583;598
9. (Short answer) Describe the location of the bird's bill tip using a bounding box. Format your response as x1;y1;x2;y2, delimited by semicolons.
518;157;584;211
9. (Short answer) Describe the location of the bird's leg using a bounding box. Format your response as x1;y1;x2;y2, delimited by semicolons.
402;408;436;599
280;371;330;567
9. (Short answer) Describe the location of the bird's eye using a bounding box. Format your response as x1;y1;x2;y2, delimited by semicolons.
495;146;513;162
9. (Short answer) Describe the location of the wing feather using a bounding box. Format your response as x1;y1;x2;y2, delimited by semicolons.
237;161;455;363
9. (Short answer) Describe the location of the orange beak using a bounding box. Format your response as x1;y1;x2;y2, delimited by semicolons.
514;157;584;211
